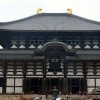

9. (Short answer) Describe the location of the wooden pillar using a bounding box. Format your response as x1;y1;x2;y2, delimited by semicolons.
83;62;87;93
42;78;47;94
23;61;27;94
14;61;16;76
63;78;67;94
3;61;7;94
79;78;81;92
63;60;67;94
93;62;96;75
43;60;47;94
34;61;36;76
14;61;16;94
73;62;77;75
93;62;96;89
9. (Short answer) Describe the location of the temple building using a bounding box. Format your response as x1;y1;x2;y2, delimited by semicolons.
0;13;100;94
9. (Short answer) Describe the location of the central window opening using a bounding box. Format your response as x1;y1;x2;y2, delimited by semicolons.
48;59;62;72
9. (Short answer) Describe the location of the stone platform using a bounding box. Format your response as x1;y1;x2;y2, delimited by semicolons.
0;94;100;100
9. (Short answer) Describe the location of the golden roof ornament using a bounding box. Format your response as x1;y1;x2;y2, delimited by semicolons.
67;8;72;15
37;8;42;14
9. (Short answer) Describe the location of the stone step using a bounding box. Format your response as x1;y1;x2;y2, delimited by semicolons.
0;95;99;100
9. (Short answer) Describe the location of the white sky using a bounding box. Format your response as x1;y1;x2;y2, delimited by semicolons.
0;0;100;22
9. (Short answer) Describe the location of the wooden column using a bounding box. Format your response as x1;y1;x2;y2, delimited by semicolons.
63;60;67;94
83;62;87;93
79;78;82;94
3;61;7;94
93;62;96;89
93;62;96;75
23;61;27;94
43;60;47;94
73;62;77;75
34;61;36;76
14;61;16;94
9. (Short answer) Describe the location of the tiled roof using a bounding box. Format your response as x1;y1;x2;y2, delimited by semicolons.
0;13;100;31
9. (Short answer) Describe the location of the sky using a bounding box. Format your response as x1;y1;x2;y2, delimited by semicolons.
0;0;100;22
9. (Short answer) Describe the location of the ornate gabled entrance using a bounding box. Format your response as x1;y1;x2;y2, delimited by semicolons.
34;41;78;94
35;40;76;76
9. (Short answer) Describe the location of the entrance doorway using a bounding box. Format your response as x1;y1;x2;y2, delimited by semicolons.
72;86;79;94
47;78;63;94
68;78;84;94
24;78;43;94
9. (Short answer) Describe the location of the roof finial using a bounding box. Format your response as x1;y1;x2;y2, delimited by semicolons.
67;8;72;15
37;8;42;14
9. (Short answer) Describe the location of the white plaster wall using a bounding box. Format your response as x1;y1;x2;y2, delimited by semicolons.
15;87;22;93
87;79;95;86
88;88;94;93
96;79;100;86
0;87;2;93
7;78;14;86
15;79;22;86
6;87;14;93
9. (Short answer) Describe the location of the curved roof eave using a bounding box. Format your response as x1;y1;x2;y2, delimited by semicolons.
0;29;100;33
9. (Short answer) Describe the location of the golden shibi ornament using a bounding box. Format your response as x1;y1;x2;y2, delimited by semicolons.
37;8;42;14
67;8;72;15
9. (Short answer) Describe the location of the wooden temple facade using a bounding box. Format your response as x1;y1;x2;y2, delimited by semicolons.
0;13;100;94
